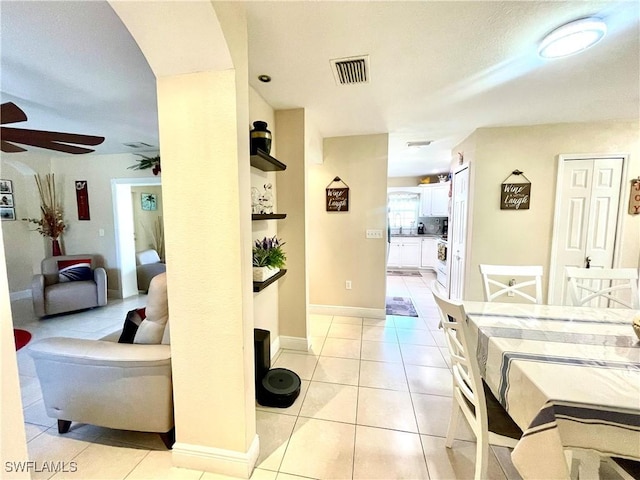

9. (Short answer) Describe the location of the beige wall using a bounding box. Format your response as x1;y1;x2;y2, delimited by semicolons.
1;153;158;294
458;120;640;301
308;134;388;312
1;155;51;293
276;109;309;342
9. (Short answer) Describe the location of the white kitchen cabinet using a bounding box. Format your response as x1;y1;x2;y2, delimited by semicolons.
420;237;437;269
388;237;421;268
419;183;450;216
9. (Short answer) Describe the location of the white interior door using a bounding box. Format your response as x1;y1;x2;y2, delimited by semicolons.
449;164;470;300
549;157;624;305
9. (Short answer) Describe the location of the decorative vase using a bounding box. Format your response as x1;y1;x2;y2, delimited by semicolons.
250;121;272;155
253;266;280;282
51;238;62;256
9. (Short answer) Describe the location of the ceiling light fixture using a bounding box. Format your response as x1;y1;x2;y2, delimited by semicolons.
258;74;271;83
538;17;607;59
407;141;432;148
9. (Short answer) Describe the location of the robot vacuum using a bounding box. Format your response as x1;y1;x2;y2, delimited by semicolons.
254;329;301;408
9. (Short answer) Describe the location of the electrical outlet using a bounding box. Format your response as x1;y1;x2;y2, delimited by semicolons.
346;280;352;290
508;279;516;297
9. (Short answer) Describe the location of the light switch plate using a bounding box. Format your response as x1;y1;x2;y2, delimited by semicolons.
366;229;383;239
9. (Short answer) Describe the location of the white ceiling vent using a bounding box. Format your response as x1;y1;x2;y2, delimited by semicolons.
330;55;369;85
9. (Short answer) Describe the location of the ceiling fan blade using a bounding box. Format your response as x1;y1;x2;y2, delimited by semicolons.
1;102;28;125
1;127;105;154
1;140;27;153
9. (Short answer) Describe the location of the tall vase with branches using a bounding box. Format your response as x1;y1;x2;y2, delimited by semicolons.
23;174;66;256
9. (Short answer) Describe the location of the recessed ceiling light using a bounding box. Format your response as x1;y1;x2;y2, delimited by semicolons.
258;74;271;83
407;141;432;148
538;17;607;59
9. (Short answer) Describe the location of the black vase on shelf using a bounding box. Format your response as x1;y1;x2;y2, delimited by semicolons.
250;121;272;155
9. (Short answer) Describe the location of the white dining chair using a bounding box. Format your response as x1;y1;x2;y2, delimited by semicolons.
431;284;522;480
479;264;544;304
565;267;640;309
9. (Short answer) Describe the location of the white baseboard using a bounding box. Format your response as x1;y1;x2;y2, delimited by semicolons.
309;304;386;319
172;434;259;479
10;289;31;301
279;335;310;352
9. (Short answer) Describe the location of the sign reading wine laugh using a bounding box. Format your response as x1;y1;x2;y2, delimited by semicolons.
501;170;531;210
326;176;350;212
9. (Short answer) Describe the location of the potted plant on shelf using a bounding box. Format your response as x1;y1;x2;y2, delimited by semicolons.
253;236;286;282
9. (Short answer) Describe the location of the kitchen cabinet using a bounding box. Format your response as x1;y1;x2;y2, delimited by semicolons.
388;237;421;268
420;237;437;269
419;183;449;216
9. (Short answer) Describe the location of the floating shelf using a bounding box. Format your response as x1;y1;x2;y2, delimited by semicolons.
250;149;287;171
252;213;287;221
253;269;287;292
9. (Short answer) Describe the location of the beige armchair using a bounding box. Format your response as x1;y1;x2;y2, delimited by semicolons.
32;254;107;318
28;273;174;447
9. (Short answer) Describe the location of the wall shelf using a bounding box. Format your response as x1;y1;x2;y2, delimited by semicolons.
252;213;287;221
250;150;287;171
253;269;287;292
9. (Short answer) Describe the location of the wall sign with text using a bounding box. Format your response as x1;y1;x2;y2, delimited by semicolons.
630;177;640;215
501;170;531;210
326;176;349;212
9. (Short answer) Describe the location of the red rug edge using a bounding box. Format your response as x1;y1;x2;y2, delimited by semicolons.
14;329;32;351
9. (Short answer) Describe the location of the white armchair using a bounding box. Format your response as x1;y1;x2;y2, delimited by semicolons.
28;273;174;447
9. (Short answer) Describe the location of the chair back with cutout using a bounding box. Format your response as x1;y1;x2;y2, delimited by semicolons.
479;264;543;304
565;267;639;309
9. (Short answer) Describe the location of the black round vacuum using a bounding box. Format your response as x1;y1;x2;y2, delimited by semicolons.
254;329;302;408
257;368;301;408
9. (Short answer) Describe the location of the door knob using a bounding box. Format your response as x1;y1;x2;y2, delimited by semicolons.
585;256;591;269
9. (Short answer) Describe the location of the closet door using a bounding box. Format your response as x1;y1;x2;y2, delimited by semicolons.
549;157;624;305
449;164;470;300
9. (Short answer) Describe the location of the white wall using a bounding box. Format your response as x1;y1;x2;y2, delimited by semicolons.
132;185;164;255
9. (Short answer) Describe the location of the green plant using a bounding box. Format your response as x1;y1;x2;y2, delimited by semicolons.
128;155;161;175
253;236;286;269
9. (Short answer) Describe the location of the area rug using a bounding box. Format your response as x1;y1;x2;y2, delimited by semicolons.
14;329;32;351
386;270;423;277
385;296;419;317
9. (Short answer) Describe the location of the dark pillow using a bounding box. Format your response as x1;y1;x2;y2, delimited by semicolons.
118;308;147;344
58;259;93;282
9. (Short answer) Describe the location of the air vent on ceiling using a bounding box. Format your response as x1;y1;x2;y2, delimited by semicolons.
330;55;369;85
123;142;154;149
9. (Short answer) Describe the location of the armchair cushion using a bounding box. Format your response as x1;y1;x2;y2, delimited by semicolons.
57;258;93;282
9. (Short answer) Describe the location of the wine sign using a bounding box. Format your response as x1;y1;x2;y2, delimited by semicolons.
326;177;350;212
501;170;531;210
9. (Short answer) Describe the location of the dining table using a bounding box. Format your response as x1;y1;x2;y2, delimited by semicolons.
462;301;640;480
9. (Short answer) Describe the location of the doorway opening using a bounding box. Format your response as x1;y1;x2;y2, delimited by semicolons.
112;177;162;298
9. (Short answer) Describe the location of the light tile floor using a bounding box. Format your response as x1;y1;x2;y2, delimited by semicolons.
10;272;622;479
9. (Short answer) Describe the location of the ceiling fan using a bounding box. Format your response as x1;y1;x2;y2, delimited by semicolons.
1;102;105;154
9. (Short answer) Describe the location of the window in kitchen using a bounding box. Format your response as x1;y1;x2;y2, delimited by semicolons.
388;192;419;232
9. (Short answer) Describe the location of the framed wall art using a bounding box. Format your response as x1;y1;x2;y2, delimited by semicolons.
141;193;157;211
0;179;13;194
0;207;16;221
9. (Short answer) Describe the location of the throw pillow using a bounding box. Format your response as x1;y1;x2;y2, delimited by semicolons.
118;308;147;344
58;259;93;283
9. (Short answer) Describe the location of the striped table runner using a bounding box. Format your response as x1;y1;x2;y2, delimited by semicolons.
463;302;640;480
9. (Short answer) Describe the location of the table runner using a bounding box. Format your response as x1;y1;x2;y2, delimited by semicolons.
463;302;640;480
